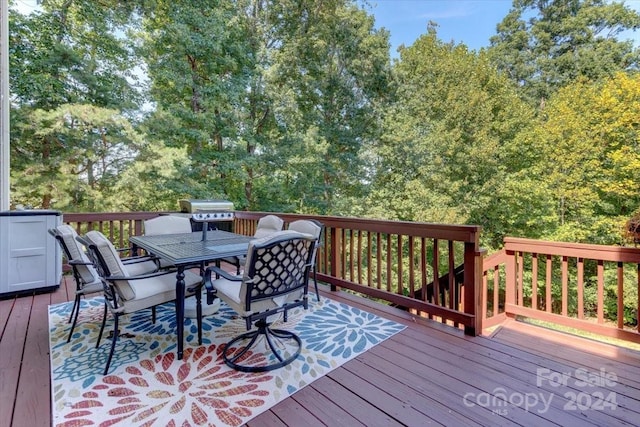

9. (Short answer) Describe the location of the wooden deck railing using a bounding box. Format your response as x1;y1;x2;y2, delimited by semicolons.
236;212;484;335
62;212;640;343
62;211;484;335
63;211;159;249
482;237;640;344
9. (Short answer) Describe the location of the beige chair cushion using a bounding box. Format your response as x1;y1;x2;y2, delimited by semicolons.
85;231;136;300
288;220;321;240
253;215;284;238
84;230;160;277
57;224;98;285
122;269;202;314
287;220;322;277
85;230;200;305
143;216;193;269
213;276;302;317
224;215;285;269
123;260;160;276
85;231;128;276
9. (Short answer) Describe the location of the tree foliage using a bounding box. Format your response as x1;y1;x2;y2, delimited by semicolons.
488;0;640;107
10;104;144;211
264;0;391;214
9;0;144;209
138;0;248;203
7;0;640;250
136;0;390;213
524;73;640;244
368;26;535;247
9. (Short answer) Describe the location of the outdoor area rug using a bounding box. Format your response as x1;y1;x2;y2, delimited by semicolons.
49;293;406;427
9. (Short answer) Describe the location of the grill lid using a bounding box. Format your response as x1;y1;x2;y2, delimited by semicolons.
179;199;234;213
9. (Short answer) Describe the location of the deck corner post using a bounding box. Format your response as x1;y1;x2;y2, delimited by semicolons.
463;233;483;336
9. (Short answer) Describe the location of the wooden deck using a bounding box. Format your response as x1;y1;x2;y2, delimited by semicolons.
1;275;639;427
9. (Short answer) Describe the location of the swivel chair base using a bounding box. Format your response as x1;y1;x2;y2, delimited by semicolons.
222;319;301;372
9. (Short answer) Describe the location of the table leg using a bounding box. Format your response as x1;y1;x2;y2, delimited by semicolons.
176;266;185;360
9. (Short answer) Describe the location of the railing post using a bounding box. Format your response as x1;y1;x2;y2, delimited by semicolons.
330;226;342;292
134;219;144;236
463;238;484;336
505;247;517;314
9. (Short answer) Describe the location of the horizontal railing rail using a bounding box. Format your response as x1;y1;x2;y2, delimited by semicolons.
482;237;640;344
62;211;484;335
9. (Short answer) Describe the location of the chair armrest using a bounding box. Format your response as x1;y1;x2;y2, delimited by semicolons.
68;259;94;267
122;254;161;271
203;266;241;304
114;246;135;258
122;255;158;264
205;266;241;282
105;268;180;282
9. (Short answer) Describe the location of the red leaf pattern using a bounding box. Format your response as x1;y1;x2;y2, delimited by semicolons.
56;345;270;426
58;420;94;427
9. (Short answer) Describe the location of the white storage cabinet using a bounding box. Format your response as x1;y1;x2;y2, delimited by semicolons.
0;210;62;297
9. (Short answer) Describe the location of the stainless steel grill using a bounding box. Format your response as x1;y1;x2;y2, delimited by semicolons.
177;199;235;232
179;199;234;221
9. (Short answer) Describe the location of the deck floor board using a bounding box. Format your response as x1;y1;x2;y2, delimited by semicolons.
306;374;405;427
0;294;31;427
328;363;455;426
289;378;370;427
1;277;638;426
13;292;51;427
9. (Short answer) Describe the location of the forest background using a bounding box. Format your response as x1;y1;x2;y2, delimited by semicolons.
8;0;640;251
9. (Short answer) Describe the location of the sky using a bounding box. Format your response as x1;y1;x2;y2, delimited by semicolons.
13;0;640;55
365;0;514;53
366;0;640;56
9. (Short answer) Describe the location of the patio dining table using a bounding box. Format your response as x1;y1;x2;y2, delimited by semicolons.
129;229;252;360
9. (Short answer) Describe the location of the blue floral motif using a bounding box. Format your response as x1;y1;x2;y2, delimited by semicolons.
297;300;405;359
49;297;105;318
184;303;235;343
121;301;236;343
52;340;149;384
128;302;176;333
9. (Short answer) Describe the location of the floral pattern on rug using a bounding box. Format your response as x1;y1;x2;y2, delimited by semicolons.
50;295;405;427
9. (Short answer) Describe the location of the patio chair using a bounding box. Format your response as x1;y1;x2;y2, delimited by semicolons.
50;225;160;343
78;230;203;375
143;215;193;269
144;215;221;318
287;219;323;301
223;214;284;274
202;230;316;372
144;215;192;235
49;225;104;343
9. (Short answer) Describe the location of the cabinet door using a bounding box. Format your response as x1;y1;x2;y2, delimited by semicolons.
1;214;61;294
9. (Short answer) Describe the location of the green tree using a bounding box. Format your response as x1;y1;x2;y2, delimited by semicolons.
139;0;391;214
10;104;145;212
525;72;640;244
488;0;640;107
9;0;143;209
10;0;140;110
368;26;538;248
138;0;254;207
110;140;191;212
266;0;391;214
